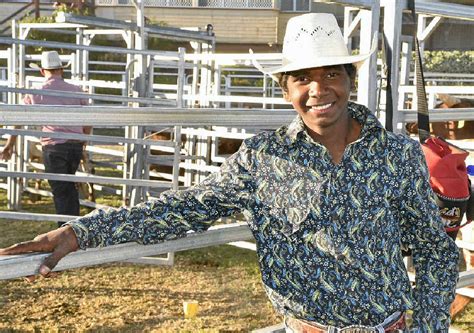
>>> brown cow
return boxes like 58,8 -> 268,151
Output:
406,93 -> 474,140
146,129 -> 243,183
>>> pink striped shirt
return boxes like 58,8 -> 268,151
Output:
24,75 -> 88,146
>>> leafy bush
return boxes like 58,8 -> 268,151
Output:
423,50 -> 474,73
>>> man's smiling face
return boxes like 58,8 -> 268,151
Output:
283,65 -> 353,135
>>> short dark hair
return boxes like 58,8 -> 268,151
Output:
277,64 -> 357,92
43,68 -> 64,75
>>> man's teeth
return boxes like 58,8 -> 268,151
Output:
311,103 -> 332,111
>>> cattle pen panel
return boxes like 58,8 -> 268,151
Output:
0,105 -> 294,267
0,105 -> 296,209
1,104 -> 474,292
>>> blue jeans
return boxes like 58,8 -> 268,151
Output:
42,142 -> 83,226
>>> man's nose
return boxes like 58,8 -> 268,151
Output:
308,80 -> 326,97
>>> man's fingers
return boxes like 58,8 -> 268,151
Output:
0,240 -> 41,255
24,275 -> 37,283
0,231 -> 55,255
24,271 -> 61,282
38,238 -> 77,277
0,227 -> 79,256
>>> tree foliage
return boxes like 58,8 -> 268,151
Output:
423,50 -> 474,73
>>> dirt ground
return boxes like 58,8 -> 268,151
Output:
0,221 -> 281,332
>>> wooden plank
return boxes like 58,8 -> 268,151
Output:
0,222 -> 253,280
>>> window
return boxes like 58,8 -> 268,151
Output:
281,0 -> 310,12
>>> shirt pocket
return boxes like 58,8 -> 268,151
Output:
255,155 -> 323,236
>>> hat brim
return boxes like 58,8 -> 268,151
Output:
29,61 -> 71,70
251,35 -> 377,81
261,53 -> 371,75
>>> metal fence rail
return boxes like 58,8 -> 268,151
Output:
0,86 -> 176,106
0,105 -> 296,127
95,0 -> 275,8
0,222 -> 254,280
0,170 -> 170,187
0,128 -> 175,147
0,105 -> 295,221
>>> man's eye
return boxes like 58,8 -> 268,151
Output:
295,76 -> 309,82
327,72 -> 339,79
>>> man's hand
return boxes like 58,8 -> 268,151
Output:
0,134 -> 18,161
0,226 -> 79,277
0,145 -> 14,161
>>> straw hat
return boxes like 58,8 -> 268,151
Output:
252,13 -> 376,78
29,51 -> 71,70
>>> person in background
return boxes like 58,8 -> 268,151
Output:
0,14 -> 459,332
0,51 -> 90,226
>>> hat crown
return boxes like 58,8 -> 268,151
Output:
250,12 -> 376,79
282,13 -> 349,65
40,51 -> 64,69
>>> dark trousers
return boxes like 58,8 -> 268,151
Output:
42,142 -> 83,227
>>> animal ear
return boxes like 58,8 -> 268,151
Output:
437,93 -> 461,107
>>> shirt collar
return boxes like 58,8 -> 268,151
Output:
280,102 -> 384,144
45,74 -> 64,82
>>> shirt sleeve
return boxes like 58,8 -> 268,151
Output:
68,143 -> 256,249
399,141 -> 459,332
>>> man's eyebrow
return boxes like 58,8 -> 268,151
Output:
287,65 -> 345,77
324,65 -> 345,71
287,70 -> 307,77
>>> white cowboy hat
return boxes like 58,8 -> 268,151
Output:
252,13 -> 376,79
29,51 -> 71,70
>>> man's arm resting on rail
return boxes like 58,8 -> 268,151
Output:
0,142 -> 255,276
0,226 -> 79,277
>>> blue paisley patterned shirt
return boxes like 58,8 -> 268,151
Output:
69,102 -> 459,332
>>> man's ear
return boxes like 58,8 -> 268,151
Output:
350,73 -> 357,91
283,90 -> 291,102
350,79 -> 356,91
39,69 -> 45,76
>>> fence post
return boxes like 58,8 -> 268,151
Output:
33,0 -> 40,19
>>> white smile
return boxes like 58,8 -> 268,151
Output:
310,102 -> 333,111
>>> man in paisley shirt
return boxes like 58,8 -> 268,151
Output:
0,13 -> 459,332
